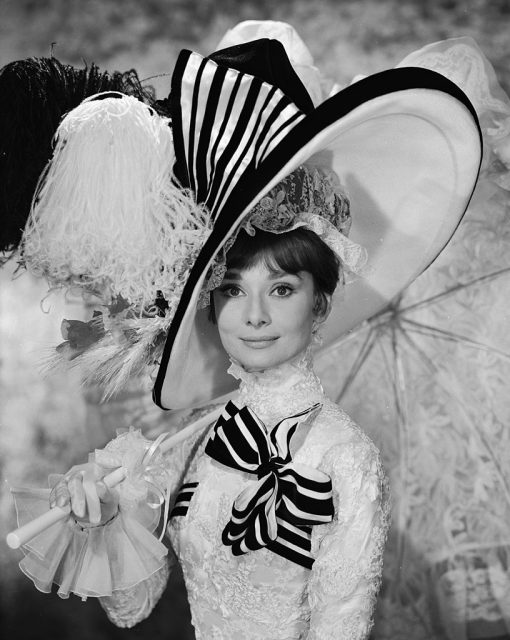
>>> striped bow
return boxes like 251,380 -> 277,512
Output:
205,401 -> 334,561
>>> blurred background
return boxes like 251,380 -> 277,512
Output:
1,0 -> 510,638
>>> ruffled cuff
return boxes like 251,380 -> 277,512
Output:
11,483 -> 168,600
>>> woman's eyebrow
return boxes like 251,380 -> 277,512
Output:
222,268 -> 302,281
268,270 -> 302,280
222,270 -> 241,280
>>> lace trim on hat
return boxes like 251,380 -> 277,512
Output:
198,165 -> 368,309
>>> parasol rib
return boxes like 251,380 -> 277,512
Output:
335,327 -> 378,403
401,318 -> 510,361
400,267 -> 510,314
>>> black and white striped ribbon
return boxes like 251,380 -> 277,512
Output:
170,481 -> 199,518
172,50 -> 306,219
205,401 -> 334,568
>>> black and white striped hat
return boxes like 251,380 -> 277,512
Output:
153,37 -> 482,409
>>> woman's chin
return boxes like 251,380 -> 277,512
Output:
232,344 -> 282,372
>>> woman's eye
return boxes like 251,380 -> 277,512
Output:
273,284 -> 294,297
219,285 -> 243,297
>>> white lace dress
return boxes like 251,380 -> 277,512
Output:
98,353 -> 391,640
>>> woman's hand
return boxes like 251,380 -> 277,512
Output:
49,463 -> 119,526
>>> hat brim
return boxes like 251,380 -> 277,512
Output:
154,65 -> 481,409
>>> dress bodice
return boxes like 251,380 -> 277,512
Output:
162,351 -> 389,640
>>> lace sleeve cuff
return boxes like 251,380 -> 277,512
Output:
12,485 -> 168,600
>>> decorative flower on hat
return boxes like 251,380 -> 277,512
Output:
246,165 -> 351,234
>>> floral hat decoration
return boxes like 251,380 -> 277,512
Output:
13,21 -> 482,410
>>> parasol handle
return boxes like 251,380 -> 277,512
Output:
6,399 -> 231,551
6,466 -> 127,550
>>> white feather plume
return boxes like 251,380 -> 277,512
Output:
22,93 -> 211,310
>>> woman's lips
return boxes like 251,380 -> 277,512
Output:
240,337 -> 279,349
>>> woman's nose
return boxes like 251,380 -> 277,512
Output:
244,295 -> 271,328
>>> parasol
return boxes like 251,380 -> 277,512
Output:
315,153 -> 510,640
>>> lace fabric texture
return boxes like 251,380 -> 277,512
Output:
99,349 -> 390,639
383,37 -> 510,640
197,185 -> 368,310
99,557 -> 172,628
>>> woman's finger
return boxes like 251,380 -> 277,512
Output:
56,483 -> 71,508
96,479 -> 116,504
68,473 -> 86,518
82,469 -> 101,525
49,482 -> 71,509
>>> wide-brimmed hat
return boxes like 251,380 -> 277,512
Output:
152,29 -> 482,409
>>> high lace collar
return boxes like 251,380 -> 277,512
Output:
227,347 -> 325,426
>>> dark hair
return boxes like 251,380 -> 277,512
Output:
210,227 -> 341,320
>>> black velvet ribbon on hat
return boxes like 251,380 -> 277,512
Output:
211,39 -> 314,114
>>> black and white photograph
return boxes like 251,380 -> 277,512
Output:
1,1 -> 510,639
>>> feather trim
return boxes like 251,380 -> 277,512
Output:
42,312 -> 168,400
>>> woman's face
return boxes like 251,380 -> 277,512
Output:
213,260 -> 319,371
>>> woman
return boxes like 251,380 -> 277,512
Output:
51,226 -> 390,639
9,19 -> 487,640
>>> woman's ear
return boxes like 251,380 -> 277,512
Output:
313,292 -> 333,323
